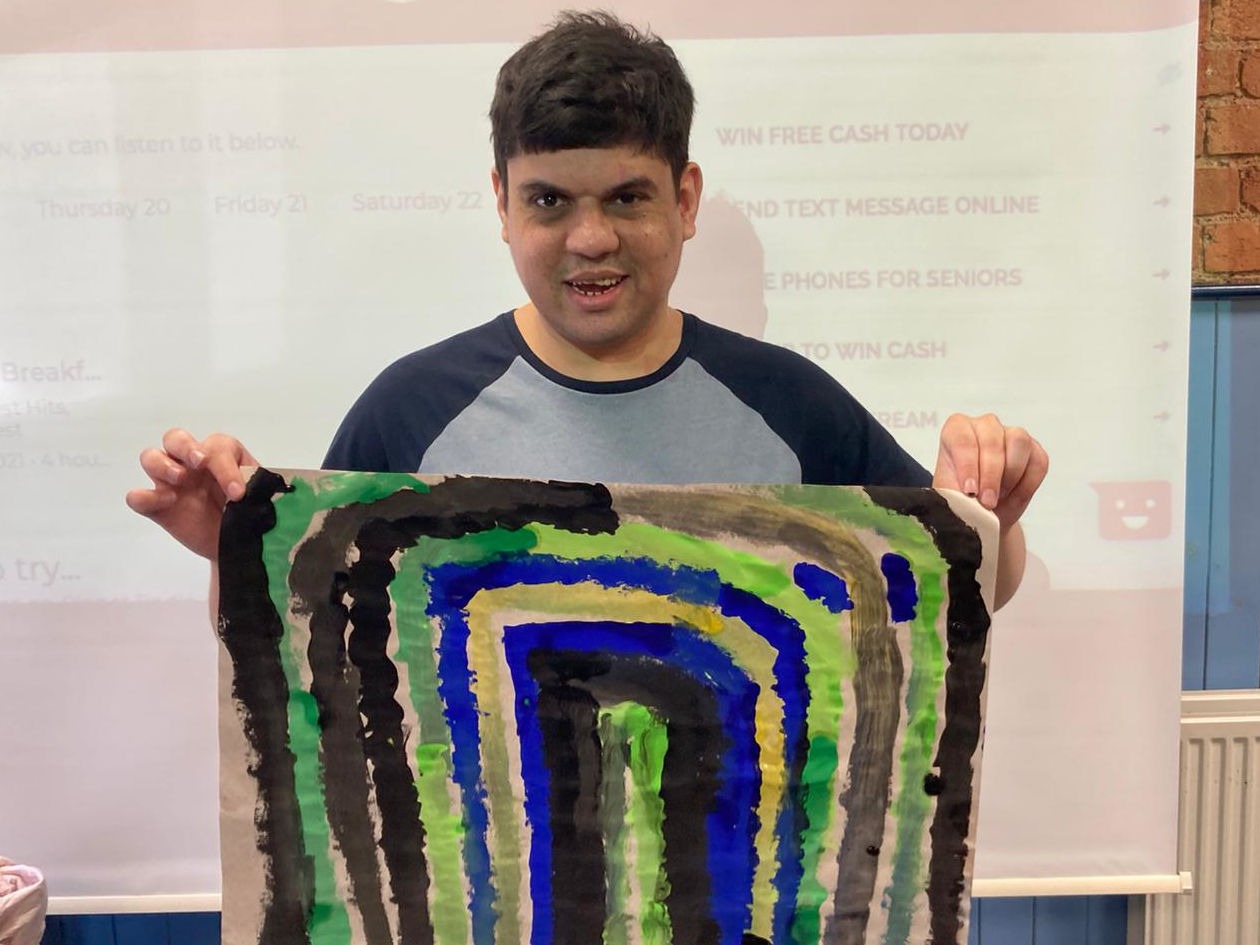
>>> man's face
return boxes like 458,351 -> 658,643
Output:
493,146 -> 701,362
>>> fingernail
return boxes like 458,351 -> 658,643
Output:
981,489 -> 998,509
226,480 -> 244,501
190,449 -> 207,469
964,479 -> 977,496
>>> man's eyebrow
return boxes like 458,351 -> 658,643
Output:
604,176 -> 658,195
516,178 -> 568,194
514,176 -> 660,197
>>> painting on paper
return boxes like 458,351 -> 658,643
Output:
216,469 -> 998,945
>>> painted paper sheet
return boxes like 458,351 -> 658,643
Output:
216,470 -> 998,945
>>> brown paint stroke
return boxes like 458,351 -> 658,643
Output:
614,487 -> 899,945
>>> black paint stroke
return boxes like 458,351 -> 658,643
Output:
233,474 -> 619,942
866,487 -> 990,945
530,649 -> 727,945
288,505 -> 403,945
217,468 -> 313,945
529,659 -> 607,945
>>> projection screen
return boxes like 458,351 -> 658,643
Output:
0,0 -> 1195,910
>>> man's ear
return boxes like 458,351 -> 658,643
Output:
678,162 -> 703,242
491,166 -> 509,243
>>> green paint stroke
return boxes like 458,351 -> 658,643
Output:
598,703 -> 673,945
260,472 -> 434,943
597,710 -> 632,945
882,567 -> 947,945
395,526 -> 539,945
791,734 -> 841,944
391,561 -> 462,945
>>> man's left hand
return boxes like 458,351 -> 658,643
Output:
932,412 -> 1048,534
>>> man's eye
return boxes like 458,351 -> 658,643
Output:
614,192 -> 644,206
533,193 -> 562,209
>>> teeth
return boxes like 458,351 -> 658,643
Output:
568,276 -> 623,297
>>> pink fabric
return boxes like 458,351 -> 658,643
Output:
0,857 -> 47,945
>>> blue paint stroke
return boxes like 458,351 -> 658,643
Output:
503,645 -> 553,945
792,562 -> 854,614
427,555 -> 812,945
880,553 -> 918,623
430,602 -> 498,944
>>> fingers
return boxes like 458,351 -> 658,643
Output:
935,413 -> 983,496
155,428 -> 250,501
971,414 -> 1007,510
128,428 -> 256,531
935,413 -> 1048,521
199,433 -> 250,501
999,432 -> 1050,513
138,444 -> 187,487
159,427 -> 207,470
998,426 -> 1030,490
124,485 -> 177,517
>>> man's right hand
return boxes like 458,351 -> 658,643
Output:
125,429 -> 258,560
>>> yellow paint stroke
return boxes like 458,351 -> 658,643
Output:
462,581 -> 788,939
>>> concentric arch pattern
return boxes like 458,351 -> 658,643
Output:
215,469 -> 997,945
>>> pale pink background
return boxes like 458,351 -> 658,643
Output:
1,0 -> 1198,54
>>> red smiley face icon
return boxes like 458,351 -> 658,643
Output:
1089,480 -> 1173,540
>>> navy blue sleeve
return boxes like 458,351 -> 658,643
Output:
686,317 -> 932,487
323,316 -> 520,472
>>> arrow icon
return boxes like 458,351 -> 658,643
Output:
1153,123 -> 1171,134
1153,269 -> 1170,279
1154,196 -> 1170,207
1154,341 -> 1170,351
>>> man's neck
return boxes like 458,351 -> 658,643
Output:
513,305 -> 684,382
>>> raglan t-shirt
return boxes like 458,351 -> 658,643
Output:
322,311 -> 931,488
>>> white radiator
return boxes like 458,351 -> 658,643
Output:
1145,691 -> 1260,945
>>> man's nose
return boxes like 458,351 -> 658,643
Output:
565,203 -> 619,257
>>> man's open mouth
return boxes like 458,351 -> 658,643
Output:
566,276 -> 626,297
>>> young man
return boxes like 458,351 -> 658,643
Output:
127,11 -> 1047,607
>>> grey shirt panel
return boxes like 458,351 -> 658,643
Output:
417,356 -> 802,483
324,311 -> 930,488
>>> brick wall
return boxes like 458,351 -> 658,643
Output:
1195,0 -> 1260,282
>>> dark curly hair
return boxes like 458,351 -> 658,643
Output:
490,10 -> 695,188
